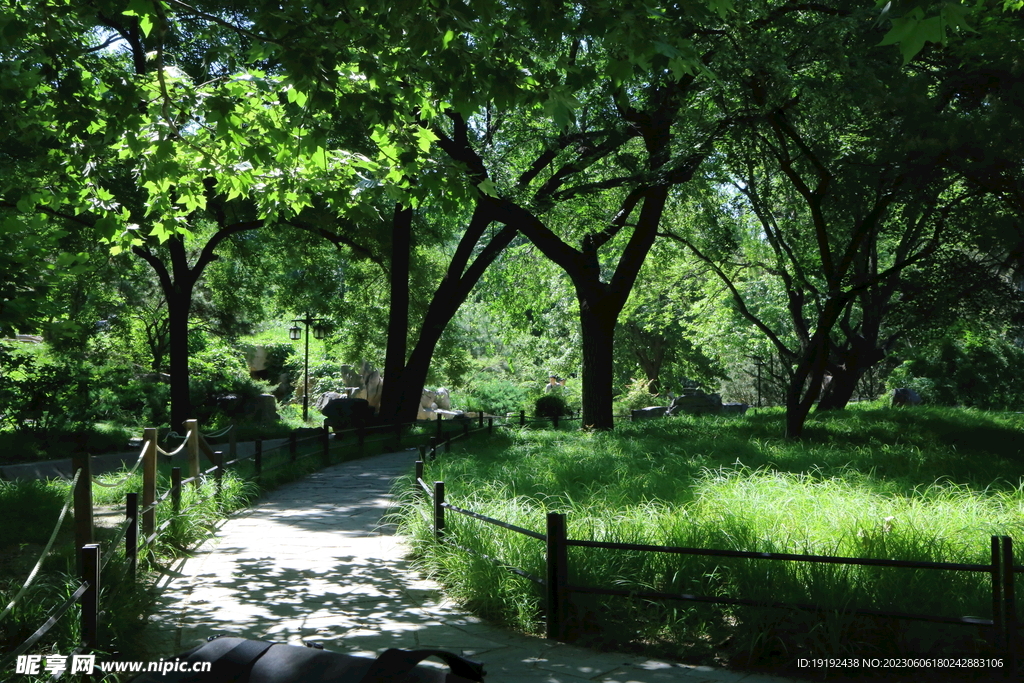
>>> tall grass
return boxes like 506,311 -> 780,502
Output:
394,406 -> 1024,668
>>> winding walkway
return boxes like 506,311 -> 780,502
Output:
139,450 -> 797,683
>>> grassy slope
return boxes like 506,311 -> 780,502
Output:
394,406 -> 1024,670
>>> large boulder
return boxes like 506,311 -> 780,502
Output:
666,391 -> 722,416
321,397 -> 374,432
258,394 -> 279,424
892,388 -> 922,407
632,406 -> 667,420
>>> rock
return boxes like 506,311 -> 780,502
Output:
666,391 -> 722,416
892,388 -> 921,407
435,388 -> 451,410
722,403 -> 749,415
314,392 -> 344,412
246,346 -> 269,373
632,406 -> 667,420
258,394 -> 279,424
321,397 -> 374,432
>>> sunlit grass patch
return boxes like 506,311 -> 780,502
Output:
394,406 -> 1024,666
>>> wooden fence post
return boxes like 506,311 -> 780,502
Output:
171,467 -> 182,515
72,451 -> 93,572
416,460 -> 424,483
1002,536 -> 1017,671
488,417 -> 493,435
993,536 -> 1004,650
81,543 -> 100,649
143,427 -> 157,538
429,437 -> 438,461
520,410 -> 526,426
436,416 -> 443,438
321,423 -> 329,466
126,492 -> 138,582
546,512 -> 569,641
478,411 -> 484,429
433,481 -> 445,541
255,439 -> 263,480
553,413 -> 559,428
184,419 -> 200,487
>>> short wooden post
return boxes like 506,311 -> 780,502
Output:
171,467 -> 182,515
81,543 -> 100,648
993,536 -> 1004,649
255,438 -> 263,480
1002,536 -> 1017,669
125,492 -> 138,582
520,410 -> 526,426
72,451 -> 93,572
322,428 -> 331,467
546,512 -> 569,641
631,409 -> 637,422
478,411 -> 484,429
143,427 -> 158,538
488,417 -> 493,435
433,481 -> 445,541
415,460 -> 424,483
418,444 -> 427,461
214,458 -> 224,504
429,436 -> 438,461
289,431 -> 297,461
436,416 -> 443,437
553,413 -> 559,428
184,419 -> 200,487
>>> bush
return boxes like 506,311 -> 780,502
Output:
534,393 -> 569,418
189,341 -> 271,425
463,379 -> 529,416
615,377 -> 663,412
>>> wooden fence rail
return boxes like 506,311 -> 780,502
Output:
415,464 -> 1022,675
4,413 -> 504,664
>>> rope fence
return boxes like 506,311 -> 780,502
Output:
2,410 -> 507,664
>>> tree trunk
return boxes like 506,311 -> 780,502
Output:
380,205 -> 412,423
784,329 -> 833,439
167,288 -> 193,431
578,295 -> 618,430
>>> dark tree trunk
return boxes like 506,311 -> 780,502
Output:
167,287 -> 193,431
579,298 -> 618,429
380,205 -> 412,423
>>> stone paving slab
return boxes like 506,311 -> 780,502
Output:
136,450 -> 801,683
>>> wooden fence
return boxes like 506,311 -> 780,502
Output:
2,413 -> 504,664
414,461 -> 1022,676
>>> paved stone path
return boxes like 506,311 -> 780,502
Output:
139,450 -> 798,683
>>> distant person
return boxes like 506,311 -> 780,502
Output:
544,374 -> 566,393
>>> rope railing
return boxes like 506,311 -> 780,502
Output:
157,431 -> 192,457
0,469 -> 82,623
7,413 -> 499,663
91,443 -> 148,488
5,581 -> 90,660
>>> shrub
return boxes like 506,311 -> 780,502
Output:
463,379 -> 529,416
189,341 -> 271,425
534,393 -> 569,418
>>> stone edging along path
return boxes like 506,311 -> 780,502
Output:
137,449 -> 800,683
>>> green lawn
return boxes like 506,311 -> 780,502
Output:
394,406 -> 1024,671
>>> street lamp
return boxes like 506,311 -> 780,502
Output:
290,313 -> 328,422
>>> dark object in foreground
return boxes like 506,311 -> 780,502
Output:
128,636 -> 486,683
321,397 -> 375,432
892,387 -> 922,407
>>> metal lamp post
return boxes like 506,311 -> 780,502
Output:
289,314 -> 328,422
